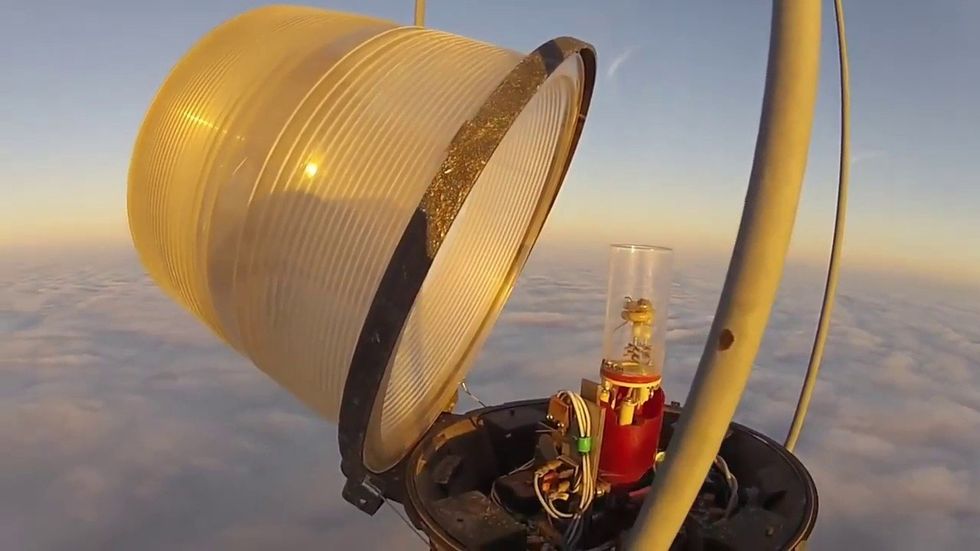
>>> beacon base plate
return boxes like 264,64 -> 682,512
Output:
393,400 -> 817,551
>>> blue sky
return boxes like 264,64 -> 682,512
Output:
1,0 -> 978,283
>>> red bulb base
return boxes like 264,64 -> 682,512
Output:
597,387 -> 665,488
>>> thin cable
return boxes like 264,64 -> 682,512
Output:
785,0 -> 850,452
414,0 -> 425,26
510,458 -> 535,475
383,497 -> 430,546
459,380 -> 487,408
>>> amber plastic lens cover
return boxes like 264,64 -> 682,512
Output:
128,5 -> 595,472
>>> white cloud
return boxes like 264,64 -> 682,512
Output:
606,46 -> 635,81
1,246 -> 979,549
498,311 -> 581,328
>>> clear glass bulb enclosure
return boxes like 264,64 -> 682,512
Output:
602,244 -> 673,379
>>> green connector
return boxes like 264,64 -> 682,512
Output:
577,436 -> 593,454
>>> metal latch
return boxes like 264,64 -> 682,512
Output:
342,476 -> 385,515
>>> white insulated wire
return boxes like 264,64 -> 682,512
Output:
533,390 -> 600,547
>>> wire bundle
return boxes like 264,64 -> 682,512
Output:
713,455 -> 738,519
532,390 -> 599,549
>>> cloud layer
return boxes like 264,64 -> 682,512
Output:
1,248 -> 978,549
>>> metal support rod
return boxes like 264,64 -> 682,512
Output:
785,0 -> 850,453
414,0 -> 425,26
625,1 -> 821,549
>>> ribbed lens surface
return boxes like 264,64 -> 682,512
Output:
129,7 -> 395,346
226,29 -> 520,421
129,5 -> 589,470
367,56 -> 585,470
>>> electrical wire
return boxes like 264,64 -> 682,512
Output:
492,457 -> 538,511
382,496 -> 430,546
566,395 -> 593,548
531,390 -> 600,549
713,456 -> 738,518
459,380 -> 488,408
560,391 -> 598,549
512,458 -> 536,475
785,0 -> 850,453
